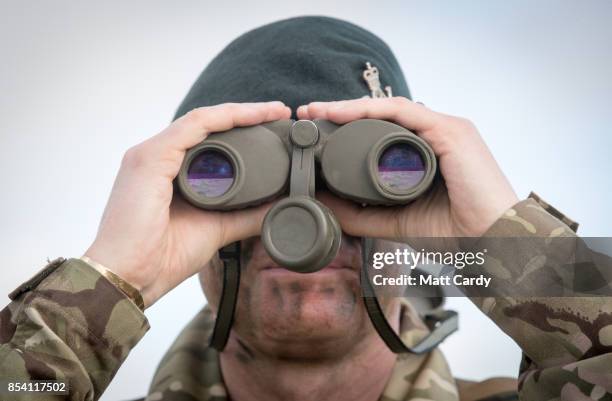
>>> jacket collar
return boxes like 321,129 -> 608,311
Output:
146,301 -> 457,401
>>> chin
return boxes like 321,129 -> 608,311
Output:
234,267 -> 368,356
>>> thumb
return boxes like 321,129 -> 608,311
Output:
218,201 -> 275,246
317,192 -> 406,240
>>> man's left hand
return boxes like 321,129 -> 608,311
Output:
297,97 -> 518,240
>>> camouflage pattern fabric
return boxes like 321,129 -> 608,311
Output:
527,191 -> 579,232
146,300 -> 466,401
0,195 -> 610,401
465,197 -> 612,400
0,258 -> 150,400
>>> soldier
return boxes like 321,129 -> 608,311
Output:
1,16 -> 611,401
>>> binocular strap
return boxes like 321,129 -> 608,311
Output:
361,237 -> 459,354
209,242 -> 241,351
209,239 -> 458,354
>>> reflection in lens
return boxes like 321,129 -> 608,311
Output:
377,143 -> 425,192
187,150 -> 234,197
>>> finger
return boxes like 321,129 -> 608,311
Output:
171,196 -> 274,253
317,192 -> 401,240
296,101 -> 343,120
218,201 -> 275,246
303,97 -> 443,133
152,101 -> 291,152
296,105 -> 309,120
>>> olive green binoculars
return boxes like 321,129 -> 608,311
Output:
177,119 -> 436,273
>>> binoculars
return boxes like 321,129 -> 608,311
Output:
177,119 -> 437,273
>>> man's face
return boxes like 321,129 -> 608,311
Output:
199,199 -> 401,358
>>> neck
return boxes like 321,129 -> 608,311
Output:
220,329 -> 397,401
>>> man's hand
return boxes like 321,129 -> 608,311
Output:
297,97 -> 518,240
85,102 -> 291,307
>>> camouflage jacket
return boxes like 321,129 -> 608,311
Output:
1,196 -> 611,401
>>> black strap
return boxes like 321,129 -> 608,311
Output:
361,238 -> 459,354
209,242 -> 241,351
209,238 -> 458,353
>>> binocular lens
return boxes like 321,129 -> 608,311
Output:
186,150 -> 235,198
377,143 -> 426,193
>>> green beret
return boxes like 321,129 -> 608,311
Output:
174,16 -> 411,119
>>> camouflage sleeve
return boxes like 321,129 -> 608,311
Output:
0,257 -> 150,400
470,195 -> 612,400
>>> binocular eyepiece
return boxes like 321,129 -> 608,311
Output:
177,119 -> 436,273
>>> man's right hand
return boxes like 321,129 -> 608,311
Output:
84,102 -> 291,308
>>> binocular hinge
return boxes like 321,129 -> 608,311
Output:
289,147 -> 316,198
288,120 -> 319,198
